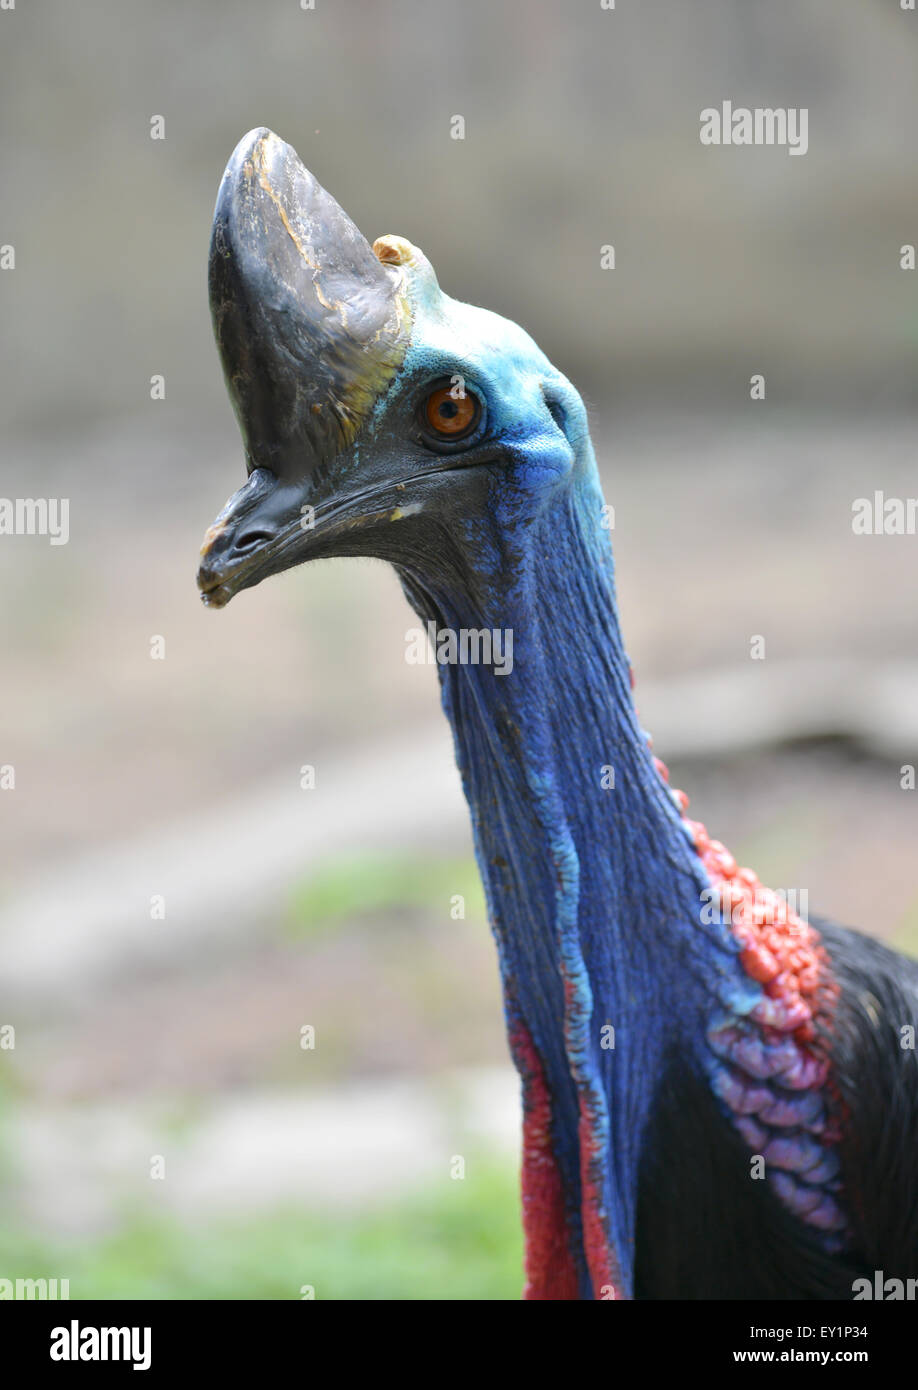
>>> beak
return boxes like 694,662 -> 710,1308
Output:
198,127 -> 411,607
197,467 -> 309,609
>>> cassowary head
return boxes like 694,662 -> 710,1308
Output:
198,128 -> 590,608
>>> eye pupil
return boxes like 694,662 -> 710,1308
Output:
423,386 -> 480,440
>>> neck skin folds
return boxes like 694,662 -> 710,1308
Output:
402,430 -> 754,1295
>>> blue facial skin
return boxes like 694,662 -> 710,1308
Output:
342,249 -> 841,1294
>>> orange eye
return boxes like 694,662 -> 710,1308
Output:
423,386 -> 480,439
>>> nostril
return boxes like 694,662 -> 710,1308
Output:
235,529 -> 274,552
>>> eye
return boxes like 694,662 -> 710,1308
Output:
421,384 -> 481,441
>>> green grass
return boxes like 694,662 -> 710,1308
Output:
284,851 -> 486,939
0,1160 -> 522,1300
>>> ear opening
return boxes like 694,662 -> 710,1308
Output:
541,378 -> 589,454
542,386 -> 568,435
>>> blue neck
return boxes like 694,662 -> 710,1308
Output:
401,433 -> 760,1295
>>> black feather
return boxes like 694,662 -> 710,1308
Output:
634,921 -> 918,1297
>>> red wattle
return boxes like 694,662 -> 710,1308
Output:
510,1022 -> 581,1300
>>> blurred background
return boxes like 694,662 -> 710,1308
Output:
0,0 -> 916,1299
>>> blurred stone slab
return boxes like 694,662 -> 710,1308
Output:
10,1067 -> 520,1237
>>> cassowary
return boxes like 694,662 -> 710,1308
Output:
197,129 -> 918,1300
